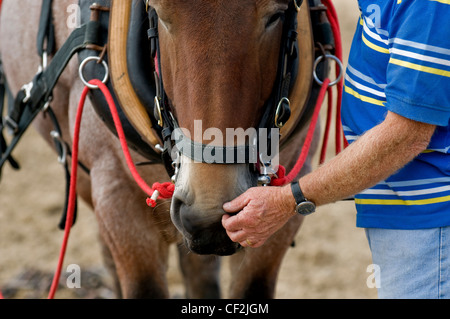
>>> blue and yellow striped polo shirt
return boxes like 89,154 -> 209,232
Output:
341,0 -> 450,229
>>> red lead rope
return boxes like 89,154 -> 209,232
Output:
47,79 -> 172,298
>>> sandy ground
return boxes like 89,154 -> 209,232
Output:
0,1 -> 378,299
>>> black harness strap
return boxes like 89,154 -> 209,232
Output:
258,0 -> 301,143
1,23 -> 97,168
1,17 -> 102,229
0,60 -> 20,179
36,0 -> 56,60
43,105 -> 79,229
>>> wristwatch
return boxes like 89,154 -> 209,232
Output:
290,181 -> 316,216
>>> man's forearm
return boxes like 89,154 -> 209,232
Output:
296,111 -> 436,207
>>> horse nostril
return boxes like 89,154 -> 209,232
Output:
169,187 -> 243,255
170,194 -> 210,234
179,205 -> 197,234
172,201 -> 239,255
179,204 -> 219,234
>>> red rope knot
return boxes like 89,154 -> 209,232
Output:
269,165 -> 287,186
146,182 -> 175,208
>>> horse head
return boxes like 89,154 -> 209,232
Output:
149,0 -> 295,255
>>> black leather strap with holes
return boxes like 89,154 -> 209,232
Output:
291,181 -> 306,204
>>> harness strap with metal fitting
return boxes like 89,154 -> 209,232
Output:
36,0 -> 56,65
0,9 -> 104,229
0,18 -> 103,165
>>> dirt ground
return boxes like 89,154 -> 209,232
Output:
0,1 -> 378,299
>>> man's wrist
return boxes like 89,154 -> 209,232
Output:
282,184 -> 298,215
289,181 -> 316,216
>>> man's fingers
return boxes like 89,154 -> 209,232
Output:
222,213 -> 243,233
223,191 -> 251,213
223,225 -> 265,248
225,228 -> 246,244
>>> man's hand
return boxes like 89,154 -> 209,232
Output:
221,184 -> 297,248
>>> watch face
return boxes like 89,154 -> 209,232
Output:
296,201 -> 315,216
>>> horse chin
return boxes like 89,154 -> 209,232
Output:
184,234 -> 242,256
170,198 -> 242,256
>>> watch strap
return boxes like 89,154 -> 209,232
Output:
291,181 -> 306,205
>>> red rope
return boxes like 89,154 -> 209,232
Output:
319,86 -> 334,164
322,0 -> 348,153
47,79 -> 173,298
47,79 -> 88,299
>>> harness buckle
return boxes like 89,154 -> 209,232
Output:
50,130 -> 68,165
293,0 -> 303,12
274,97 -> 291,128
4,115 -> 19,135
154,96 -> 164,127
21,81 -> 34,104
170,152 -> 181,183
258,155 -> 279,186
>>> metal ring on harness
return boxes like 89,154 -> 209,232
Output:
313,54 -> 343,87
78,56 -> 109,89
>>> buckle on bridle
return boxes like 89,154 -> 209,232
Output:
274,97 -> 291,128
154,96 -> 164,127
293,0 -> 303,11
258,156 -> 279,186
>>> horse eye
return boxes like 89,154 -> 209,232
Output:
266,12 -> 285,28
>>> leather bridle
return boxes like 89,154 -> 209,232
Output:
146,0 -> 304,182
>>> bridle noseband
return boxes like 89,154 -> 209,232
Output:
146,0 -> 304,184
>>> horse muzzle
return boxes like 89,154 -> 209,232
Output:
169,160 -> 256,255
170,193 -> 242,256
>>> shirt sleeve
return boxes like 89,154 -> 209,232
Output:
385,0 -> 450,126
